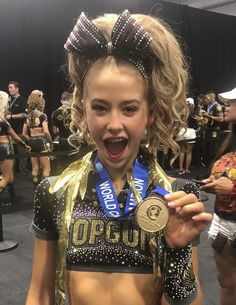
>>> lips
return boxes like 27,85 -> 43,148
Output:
104,138 -> 128,157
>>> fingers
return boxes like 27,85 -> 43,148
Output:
192,212 -> 213,223
164,191 -> 197,208
200,182 -> 215,190
164,191 -> 211,221
178,201 -> 205,216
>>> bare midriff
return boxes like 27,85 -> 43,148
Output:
0,135 -> 10,143
67,271 -> 159,305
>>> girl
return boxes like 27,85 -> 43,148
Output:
22,90 -> 52,188
26,11 -> 212,305
0,91 -> 30,202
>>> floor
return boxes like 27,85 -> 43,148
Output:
0,167 -> 220,305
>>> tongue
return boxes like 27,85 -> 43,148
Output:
105,141 -> 126,155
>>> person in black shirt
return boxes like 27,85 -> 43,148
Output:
51,91 -> 72,151
6,81 -> 28,174
51,91 -> 75,173
202,92 -> 224,167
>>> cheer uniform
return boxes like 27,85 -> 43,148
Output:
31,151 -> 199,304
26,113 -> 50,152
0,120 -> 14,160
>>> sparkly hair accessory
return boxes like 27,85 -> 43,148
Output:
64,10 -> 158,78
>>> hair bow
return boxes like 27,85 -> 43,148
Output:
64,10 -> 158,78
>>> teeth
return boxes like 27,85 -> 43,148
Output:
108,138 -> 125,143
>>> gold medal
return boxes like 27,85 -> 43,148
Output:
136,196 -> 169,233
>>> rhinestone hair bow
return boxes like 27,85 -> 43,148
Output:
64,10 -> 157,79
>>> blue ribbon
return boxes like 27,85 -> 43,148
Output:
154,185 -> 169,197
95,155 -> 148,218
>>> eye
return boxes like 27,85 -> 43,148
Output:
91,104 -> 107,113
123,106 -> 138,115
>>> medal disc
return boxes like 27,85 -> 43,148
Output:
135,196 -> 169,232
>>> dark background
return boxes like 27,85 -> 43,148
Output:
0,0 -> 236,116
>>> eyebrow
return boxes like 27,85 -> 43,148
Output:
90,99 -> 140,105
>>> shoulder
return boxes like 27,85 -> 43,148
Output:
36,176 -> 59,200
1,119 -> 11,129
215,102 -> 223,112
51,110 -> 58,117
40,113 -> 48,121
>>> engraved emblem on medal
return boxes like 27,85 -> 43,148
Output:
136,196 -> 169,232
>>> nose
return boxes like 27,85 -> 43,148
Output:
107,111 -> 123,133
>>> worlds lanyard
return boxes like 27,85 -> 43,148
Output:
207,100 -> 216,113
95,155 -> 148,218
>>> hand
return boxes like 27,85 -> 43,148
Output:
200,176 -> 233,195
202,112 -> 211,119
46,142 -> 54,152
6,114 -> 11,120
25,145 -> 31,152
163,191 -> 212,248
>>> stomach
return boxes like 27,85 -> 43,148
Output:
67,271 -> 160,305
0,135 -> 10,143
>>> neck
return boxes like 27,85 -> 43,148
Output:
12,94 -> 19,98
107,167 -> 128,188
62,101 -> 70,106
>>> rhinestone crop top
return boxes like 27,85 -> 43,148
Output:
31,169 -> 199,274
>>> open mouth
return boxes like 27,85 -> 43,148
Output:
104,138 -> 128,157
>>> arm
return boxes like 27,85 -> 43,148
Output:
201,176 -> 233,195
26,238 -> 57,305
42,120 -> 53,143
52,125 -> 58,137
7,126 -> 31,150
202,112 -> 224,123
22,123 -> 30,142
6,113 -> 26,120
161,181 -> 211,304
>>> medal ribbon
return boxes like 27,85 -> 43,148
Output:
154,185 -> 169,197
95,155 -> 148,218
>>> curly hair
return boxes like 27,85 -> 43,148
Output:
0,91 -> 9,120
27,90 -> 45,113
27,90 -> 46,127
67,13 -> 189,157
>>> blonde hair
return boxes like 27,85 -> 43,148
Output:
67,13 -> 189,156
0,91 -> 9,120
27,90 -> 45,113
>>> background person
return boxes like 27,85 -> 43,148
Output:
202,91 -> 223,167
0,91 -> 30,204
176,98 -> 197,175
22,90 -> 52,188
201,87 -> 236,305
7,81 -> 28,175
51,91 -> 74,173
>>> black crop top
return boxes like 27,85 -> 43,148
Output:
26,113 -> 47,129
0,120 -> 11,136
31,172 -> 199,274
